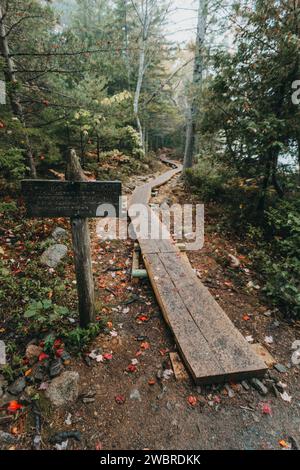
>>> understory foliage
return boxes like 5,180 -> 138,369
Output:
187,0 -> 300,318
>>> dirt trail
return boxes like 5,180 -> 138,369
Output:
39,166 -> 300,450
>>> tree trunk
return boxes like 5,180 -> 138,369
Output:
134,40 -> 146,148
0,5 -> 37,178
183,0 -> 208,170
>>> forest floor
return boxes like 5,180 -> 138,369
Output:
1,161 -> 300,450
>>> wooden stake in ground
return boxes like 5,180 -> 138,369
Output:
66,149 -> 95,328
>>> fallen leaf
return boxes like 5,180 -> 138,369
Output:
280,391 -> 292,403
148,379 -> 156,386
141,342 -> 150,350
7,401 -> 23,413
115,395 -> 126,405
188,396 -> 197,407
103,353 -> 113,361
38,352 -> 49,362
127,364 -> 137,373
243,315 -> 251,321
279,439 -> 290,449
262,403 -> 272,415
137,315 -> 149,323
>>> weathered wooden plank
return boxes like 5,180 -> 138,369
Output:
143,252 -> 226,382
159,252 -> 267,380
22,179 -> 121,218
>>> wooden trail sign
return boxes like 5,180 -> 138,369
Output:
21,149 -> 122,328
21,180 -> 121,218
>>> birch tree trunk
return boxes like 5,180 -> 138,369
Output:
183,0 -> 208,170
133,39 -> 146,146
0,5 -> 37,178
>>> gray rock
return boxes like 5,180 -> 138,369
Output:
52,227 -> 68,241
40,244 -> 68,268
0,374 -> 7,398
0,431 -> 18,445
130,389 -> 142,402
45,371 -> 79,407
251,378 -> 268,396
49,359 -> 64,378
8,377 -> 26,396
274,363 -> 288,374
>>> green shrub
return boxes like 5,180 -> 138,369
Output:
0,148 -> 26,180
185,157 -> 237,202
251,200 -> 300,318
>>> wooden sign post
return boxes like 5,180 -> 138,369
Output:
22,149 -> 122,328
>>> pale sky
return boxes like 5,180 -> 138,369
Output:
167,0 -> 198,45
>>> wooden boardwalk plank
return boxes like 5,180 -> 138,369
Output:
129,158 -> 267,384
159,252 -> 267,381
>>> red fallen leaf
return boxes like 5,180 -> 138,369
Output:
38,352 -> 49,362
187,396 -> 198,407
262,403 -> 272,415
54,339 -> 62,349
214,396 -> 221,404
95,442 -> 103,451
7,401 -> 23,413
103,353 -> 113,361
137,315 -> 149,323
243,315 -> 251,321
127,364 -> 137,373
0,120 -> 6,128
115,395 -> 126,405
141,342 -> 150,350
55,348 -> 64,358
135,350 -> 143,357
148,379 -> 156,386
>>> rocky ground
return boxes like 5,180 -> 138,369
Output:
0,166 -> 300,451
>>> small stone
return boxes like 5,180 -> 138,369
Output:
274,363 -> 287,374
40,244 -> 68,268
0,431 -> 18,445
45,371 -> 79,407
25,344 -> 43,364
32,363 -> 46,382
49,359 -> 64,378
52,227 -> 68,241
130,389 -> 142,402
8,377 -> 26,396
0,374 -> 7,398
251,378 -> 268,396
241,380 -> 250,391
82,397 -> 95,404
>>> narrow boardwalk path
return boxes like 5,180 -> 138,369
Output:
129,158 -> 267,384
